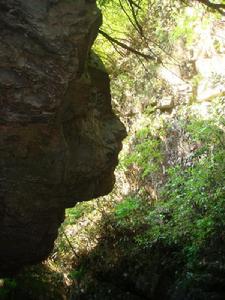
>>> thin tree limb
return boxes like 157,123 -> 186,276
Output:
62,230 -> 80,259
99,29 -> 159,61
119,0 -> 140,33
194,0 -> 225,15
127,0 -> 144,35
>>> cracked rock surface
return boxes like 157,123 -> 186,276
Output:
0,0 -> 126,275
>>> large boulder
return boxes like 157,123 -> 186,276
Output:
0,0 -> 126,275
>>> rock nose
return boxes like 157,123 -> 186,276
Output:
115,117 -> 127,141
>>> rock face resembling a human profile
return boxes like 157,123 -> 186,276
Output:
0,0 -> 126,275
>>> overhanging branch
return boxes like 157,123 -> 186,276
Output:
99,29 -> 160,61
194,0 -> 225,15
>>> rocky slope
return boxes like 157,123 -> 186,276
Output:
0,0 -> 126,275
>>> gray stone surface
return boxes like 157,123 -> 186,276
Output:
0,0 -> 126,275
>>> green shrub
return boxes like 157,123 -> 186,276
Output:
115,196 -> 140,219
121,127 -> 163,178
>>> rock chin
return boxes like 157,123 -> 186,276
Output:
0,0 -> 126,276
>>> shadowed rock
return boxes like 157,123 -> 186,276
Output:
0,0 -> 126,275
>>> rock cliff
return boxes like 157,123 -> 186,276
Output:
0,0 -> 126,275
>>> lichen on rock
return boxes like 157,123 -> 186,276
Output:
0,0 -> 126,275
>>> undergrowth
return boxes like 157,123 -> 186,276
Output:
56,97 -> 225,299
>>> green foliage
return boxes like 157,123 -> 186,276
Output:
115,196 -> 139,219
71,109 -> 225,296
66,116 -> 225,294
69,267 -> 85,281
94,0 -> 180,70
187,119 -> 224,146
135,116 -> 225,267
0,266 -> 65,300
171,11 -> 198,44
0,279 -> 17,300
65,201 -> 96,225
121,126 -> 163,178
94,0 -> 142,68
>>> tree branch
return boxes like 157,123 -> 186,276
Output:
99,29 -> 159,61
127,0 -> 144,36
62,230 -> 80,259
194,0 -> 225,15
118,0 -> 140,34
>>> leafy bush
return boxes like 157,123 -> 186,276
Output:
132,113 -> 225,277
114,196 -> 140,219
65,201 -> 97,225
121,126 -> 163,178
0,279 -> 17,300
